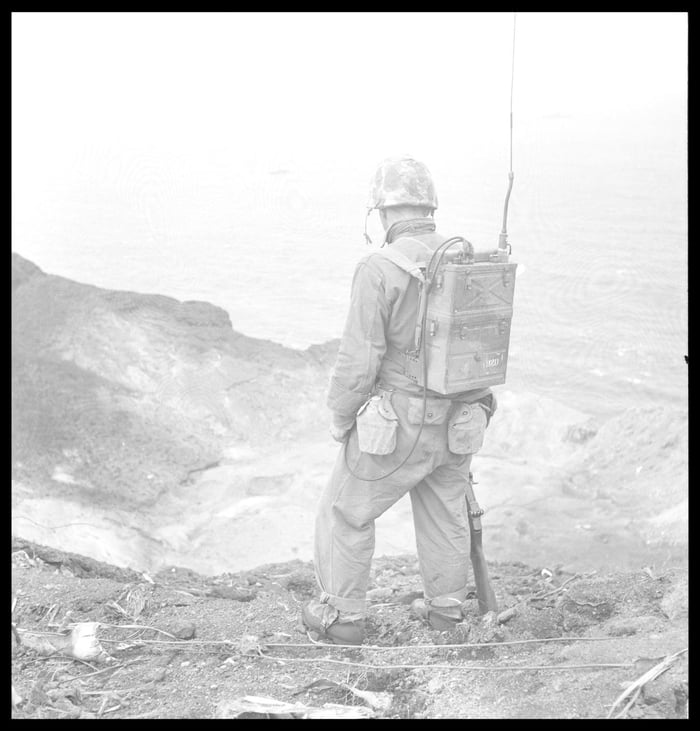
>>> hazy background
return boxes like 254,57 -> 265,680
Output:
12,12 -> 687,418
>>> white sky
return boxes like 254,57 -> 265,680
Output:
12,11 -> 687,175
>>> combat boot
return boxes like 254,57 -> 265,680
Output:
410,596 -> 464,631
301,599 -> 365,645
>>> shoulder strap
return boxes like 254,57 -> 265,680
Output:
372,235 -> 440,283
372,247 -> 426,284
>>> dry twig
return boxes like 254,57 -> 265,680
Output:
529,574 -> 583,601
607,648 -> 687,719
82,686 -> 143,697
59,664 -> 125,683
100,704 -> 123,716
98,622 -> 179,640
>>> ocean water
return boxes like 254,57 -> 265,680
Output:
12,117 -> 687,421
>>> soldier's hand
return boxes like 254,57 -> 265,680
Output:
329,423 -> 351,443
488,393 -> 497,417
478,393 -> 497,427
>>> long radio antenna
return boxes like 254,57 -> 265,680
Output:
499,12 -> 516,252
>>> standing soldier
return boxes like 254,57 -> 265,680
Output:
302,155 -> 497,644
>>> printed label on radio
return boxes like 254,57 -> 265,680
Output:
482,351 -> 505,372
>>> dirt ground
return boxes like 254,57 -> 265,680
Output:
11,544 -> 687,719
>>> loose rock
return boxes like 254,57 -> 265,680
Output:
172,622 -> 197,640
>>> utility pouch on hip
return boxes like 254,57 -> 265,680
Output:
407,397 -> 452,426
356,392 -> 399,455
448,402 -> 487,455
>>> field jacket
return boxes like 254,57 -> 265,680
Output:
327,220 -> 492,430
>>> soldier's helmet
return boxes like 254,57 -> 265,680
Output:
367,155 -> 438,211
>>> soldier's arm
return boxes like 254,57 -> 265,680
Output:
327,259 -> 390,430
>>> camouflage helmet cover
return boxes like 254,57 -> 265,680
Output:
367,155 -> 438,211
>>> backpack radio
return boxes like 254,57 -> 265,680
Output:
398,238 -> 517,395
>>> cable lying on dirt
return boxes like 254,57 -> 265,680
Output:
290,635 -> 624,651
17,628 -> 626,652
259,654 -> 637,673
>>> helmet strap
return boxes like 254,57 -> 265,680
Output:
363,208 -> 373,246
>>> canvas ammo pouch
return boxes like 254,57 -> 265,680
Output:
406,396 -> 452,426
448,402 -> 488,455
356,392 -> 399,455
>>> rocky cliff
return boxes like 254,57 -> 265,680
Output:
12,253 -> 337,568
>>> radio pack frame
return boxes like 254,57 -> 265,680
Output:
383,237 -> 517,395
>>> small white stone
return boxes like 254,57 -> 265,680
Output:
427,677 -> 443,694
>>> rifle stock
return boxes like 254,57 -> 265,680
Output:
466,474 -> 498,614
